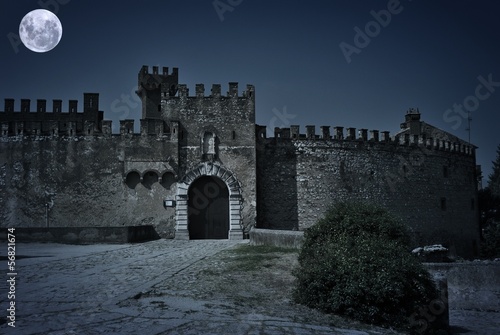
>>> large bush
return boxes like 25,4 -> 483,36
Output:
293,202 -> 438,329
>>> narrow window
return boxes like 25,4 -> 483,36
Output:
441,197 -> 447,211
89,98 -> 93,108
232,130 -> 236,140
443,166 -> 448,178
471,198 -> 475,210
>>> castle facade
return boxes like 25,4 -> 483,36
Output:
0,66 -> 480,257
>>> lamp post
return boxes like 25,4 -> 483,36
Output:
46,203 -> 49,228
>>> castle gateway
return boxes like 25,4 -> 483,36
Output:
0,66 -> 480,257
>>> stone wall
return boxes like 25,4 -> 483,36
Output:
256,131 -> 480,258
0,226 -> 160,244
426,262 -> 500,311
0,67 -> 481,253
256,134 -> 298,230
0,134 -> 179,238
249,228 -> 304,249
0,78 -> 258,239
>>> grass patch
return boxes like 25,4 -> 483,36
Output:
227,253 -> 279,272
230,244 -> 298,255
223,244 -> 297,272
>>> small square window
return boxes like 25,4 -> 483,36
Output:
443,166 -> 448,178
441,197 -> 447,211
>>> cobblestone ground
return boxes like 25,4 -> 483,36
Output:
0,240 -> 498,334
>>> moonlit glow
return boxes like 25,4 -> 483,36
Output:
19,9 -> 63,53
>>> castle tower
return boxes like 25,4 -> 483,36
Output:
136,66 -> 178,120
401,107 -> 421,135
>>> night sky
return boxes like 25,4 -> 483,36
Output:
1,0 -> 499,181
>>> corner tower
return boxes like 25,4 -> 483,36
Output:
136,66 -> 178,120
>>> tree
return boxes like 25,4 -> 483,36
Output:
479,144 -> 500,258
488,144 -> 500,197
478,188 -> 500,226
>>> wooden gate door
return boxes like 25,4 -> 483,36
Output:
188,176 -> 229,239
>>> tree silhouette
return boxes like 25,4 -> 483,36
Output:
488,144 -> 500,197
479,144 -> 500,258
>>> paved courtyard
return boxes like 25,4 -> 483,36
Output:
1,240 -> 498,334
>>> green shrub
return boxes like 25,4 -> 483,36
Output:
292,202 -> 438,329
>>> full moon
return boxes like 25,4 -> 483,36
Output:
19,9 -> 63,53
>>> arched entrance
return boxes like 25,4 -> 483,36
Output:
188,176 -> 229,239
175,162 -> 243,240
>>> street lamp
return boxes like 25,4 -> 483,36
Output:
45,203 -> 50,228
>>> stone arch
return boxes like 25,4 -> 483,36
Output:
124,170 -> 141,189
160,171 -> 176,189
142,170 -> 159,189
175,161 -> 243,240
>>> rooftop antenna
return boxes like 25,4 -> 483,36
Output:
465,110 -> 472,144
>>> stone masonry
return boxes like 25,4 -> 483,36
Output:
0,66 -> 481,257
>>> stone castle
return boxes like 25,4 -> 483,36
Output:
0,66 -> 481,257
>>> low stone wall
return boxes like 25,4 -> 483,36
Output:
0,226 -> 160,244
249,228 -> 304,249
425,261 -> 500,312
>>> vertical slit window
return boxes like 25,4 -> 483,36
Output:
441,197 -> 447,211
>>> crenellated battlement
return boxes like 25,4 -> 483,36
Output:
1,93 -> 99,114
0,93 -> 103,137
0,118 -> 181,140
256,122 -> 475,156
140,65 -> 178,77
162,82 -> 255,99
